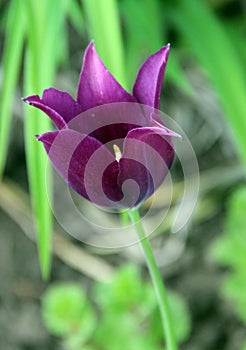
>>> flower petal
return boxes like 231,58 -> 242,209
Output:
118,125 -> 175,207
41,88 -> 83,123
23,88 -> 83,129
77,42 -> 136,110
68,102 -> 148,146
37,130 -> 123,206
133,45 -> 170,109
23,94 -> 67,130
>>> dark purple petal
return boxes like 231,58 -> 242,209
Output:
133,45 -> 170,109
23,88 -> 83,129
77,42 -> 136,110
68,102 -> 149,146
118,158 -> 153,208
42,88 -> 83,122
118,125 -> 176,207
37,130 -> 123,206
23,94 -> 67,130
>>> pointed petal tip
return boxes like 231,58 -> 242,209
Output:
77,40 -> 135,109
36,133 -> 53,143
133,44 -> 171,108
22,95 -> 40,104
88,39 -> 95,46
151,119 -> 181,138
159,43 -> 171,56
84,40 -> 96,56
83,41 -> 99,65
153,44 -> 170,62
35,134 -> 42,141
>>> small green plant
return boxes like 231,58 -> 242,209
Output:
41,265 -> 191,349
93,265 -> 191,350
42,283 -> 96,350
210,185 -> 246,347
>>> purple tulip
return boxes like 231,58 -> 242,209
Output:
23,42 -> 179,208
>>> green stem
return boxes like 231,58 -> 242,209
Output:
128,208 -> 178,350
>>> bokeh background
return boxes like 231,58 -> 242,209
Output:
0,0 -> 246,349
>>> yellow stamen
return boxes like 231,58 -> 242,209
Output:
113,144 -> 122,162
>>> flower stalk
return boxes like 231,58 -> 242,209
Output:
128,208 -> 178,350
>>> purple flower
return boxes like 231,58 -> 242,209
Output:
23,42 -> 179,208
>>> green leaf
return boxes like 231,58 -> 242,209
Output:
167,0 -> 246,172
42,283 -> 96,345
210,186 -> 246,272
24,51 -> 53,281
94,265 -> 156,316
0,0 -> 25,178
149,292 -> 191,344
210,186 -> 246,326
93,265 -> 191,347
23,0 -> 70,279
240,340 -> 246,350
222,273 -> 246,324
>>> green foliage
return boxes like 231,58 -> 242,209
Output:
94,265 -> 191,349
211,186 -> 246,274
42,283 -> 96,349
166,0 -> 246,171
93,265 -> 159,350
210,186 -> 246,345
120,0 -> 193,95
149,292 -> 191,345
67,0 -> 85,36
23,0 -> 69,280
94,264 -> 155,314
41,265 -> 191,349
0,0 -> 25,178
0,0 -> 85,279
241,341 -> 246,350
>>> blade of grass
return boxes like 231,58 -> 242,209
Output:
82,0 -> 127,88
0,0 -> 25,179
23,0 -> 69,279
23,0 -> 53,279
167,0 -> 246,171
224,18 -> 246,68
0,2 -> 8,31
24,50 -> 53,281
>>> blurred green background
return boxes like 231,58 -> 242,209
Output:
0,0 -> 246,349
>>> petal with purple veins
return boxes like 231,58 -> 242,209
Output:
77,42 -> 136,110
37,129 -> 123,207
23,94 -> 67,130
68,102 -> 149,145
133,45 -> 170,109
41,88 -> 83,123
118,125 -> 176,207
23,88 -> 83,129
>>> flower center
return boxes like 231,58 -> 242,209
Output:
113,144 -> 122,162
